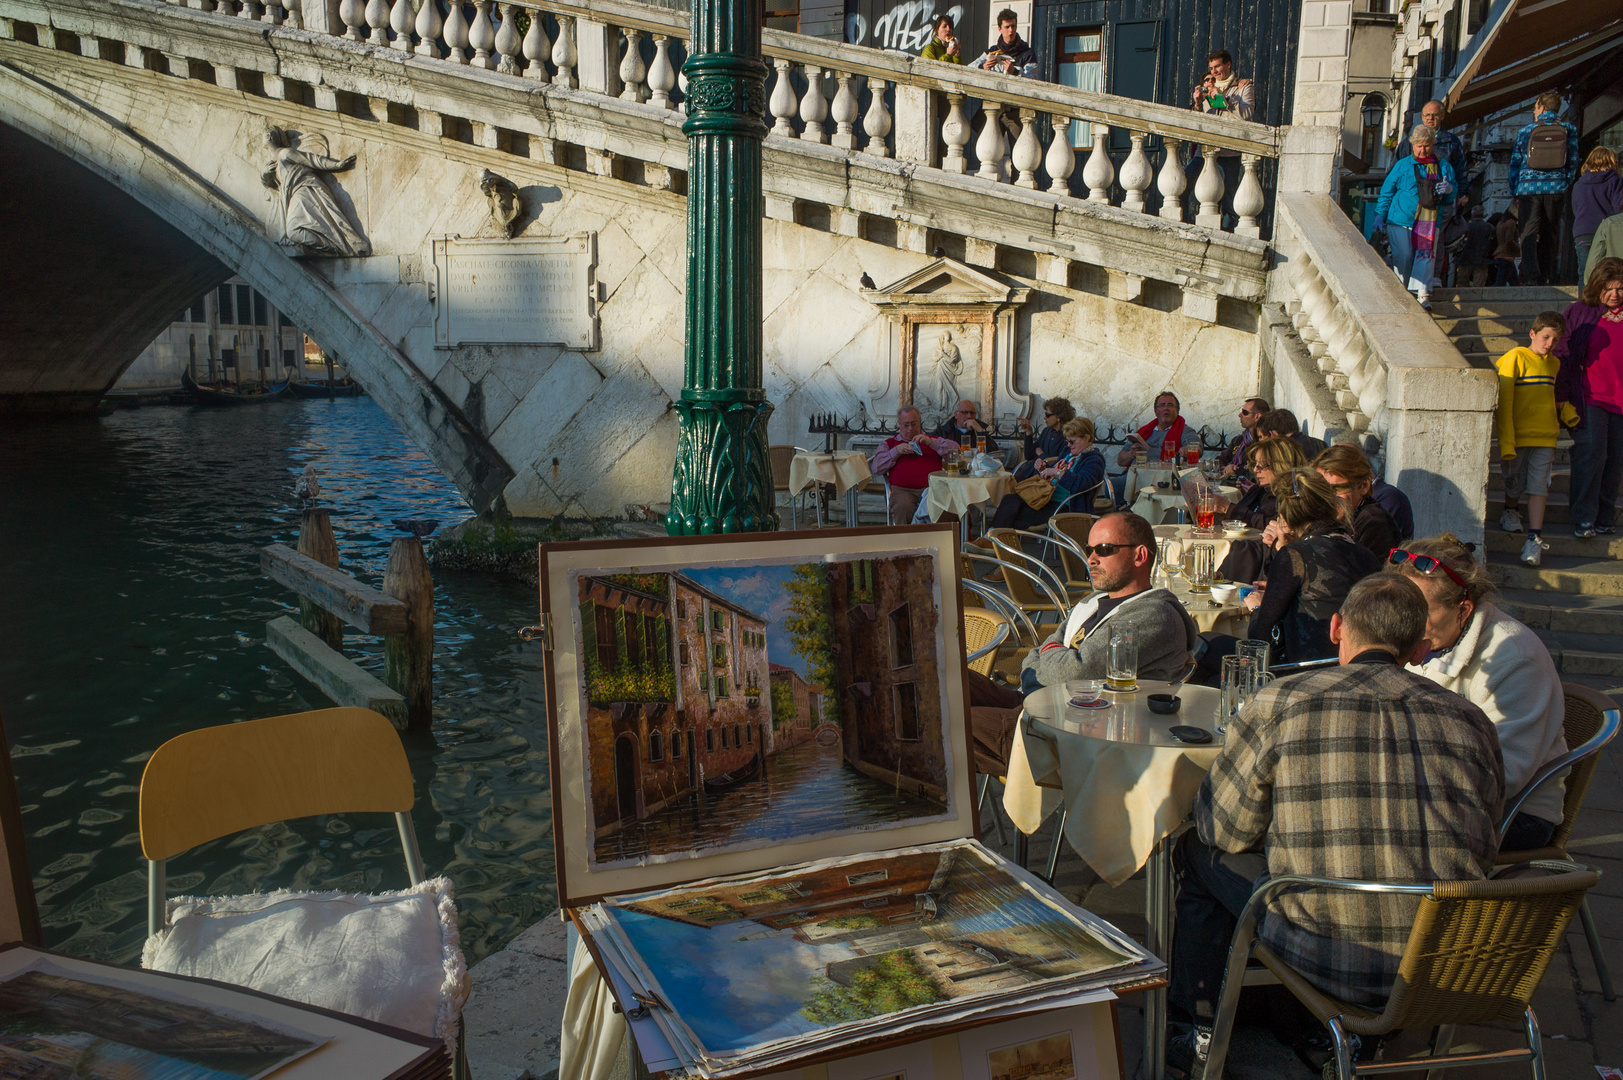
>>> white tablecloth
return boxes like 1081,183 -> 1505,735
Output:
1154,524 -> 1263,574
927,470 -> 1014,520
1003,681 -> 1223,885
1131,475 -> 1241,526
787,450 -> 872,497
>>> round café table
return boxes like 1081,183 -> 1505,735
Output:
927,469 -> 1013,542
1132,476 -> 1241,526
788,450 -> 872,527
1003,679 -> 1224,1080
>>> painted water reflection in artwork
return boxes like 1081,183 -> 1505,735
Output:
603,844 -> 1132,1056
574,554 -> 955,868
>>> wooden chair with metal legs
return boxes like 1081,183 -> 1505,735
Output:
964,606 -> 1015,846
1204,866 -> 1600,1080
1494,685 -> 1621,1001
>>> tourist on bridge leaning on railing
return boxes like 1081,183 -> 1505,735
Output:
1373,124 -> 1458,310
1555,257 -> 1623,539
989,418 -> 1104,530
1386,535 -> 1570,852
1017,395 -> 1074,465
871,406 -> 958,526
1167,574 -> 1502,1078
919,14 -> 963,64
1115,392 -> 1200,468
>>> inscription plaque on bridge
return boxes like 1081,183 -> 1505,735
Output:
432,235 -> 599,350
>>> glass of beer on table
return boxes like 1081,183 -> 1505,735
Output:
1105,629 -> 1138,692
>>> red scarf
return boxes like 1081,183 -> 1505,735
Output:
1136,416 -> 1187,461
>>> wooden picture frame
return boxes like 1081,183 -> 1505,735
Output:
540,524 -> 979,909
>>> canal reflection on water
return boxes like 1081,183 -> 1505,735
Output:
596,738 -> 947,866
0,398 -> 552,964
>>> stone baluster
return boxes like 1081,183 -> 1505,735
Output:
468,0 -> 495,69
1045,116 -> 1074,195
646,34 -> 674,106
339,0 -> 365,39
1119,131 -> 1153,213
216,0 -> 237,16
1157,138 -> 1186,221
1194,147 -> 1225,229
799,65 -> 827,143
1234,154 -> 1265,238
1081,123 -> 1112,202
768,58 -> 796,136
494,4 -> 521,74
941,93 -> 970,174
283,0 -> 301,28
238,0 -> 259,20
974,101 -> 1004,181
862,78 -> 891,157
261,0 -> 282,24
413,0 -> 440,57
617,28 -> 646,101
829,71 -> 859,150
443,0 -> 469,62
388,0 -> 412,49
365,0 -> 388,45
1287,255 -> 1321,324
551,15 -> 575,88
1011,109 -> 1042,189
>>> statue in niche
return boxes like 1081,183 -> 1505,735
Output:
930,330 -> 963,412
260,126 -> 371,258
479,169 -> 523,238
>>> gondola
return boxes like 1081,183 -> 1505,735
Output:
288,377 -> 364,398
182,370 -> 292,405
703,753 -> 760,794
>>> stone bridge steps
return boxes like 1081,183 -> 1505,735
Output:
1430,286 -> 1580,367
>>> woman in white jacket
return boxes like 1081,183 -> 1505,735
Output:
1387,534 -> 1568,849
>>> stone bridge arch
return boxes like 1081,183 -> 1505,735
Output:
0,59 -> 513,511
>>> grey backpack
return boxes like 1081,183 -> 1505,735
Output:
1526,123 -> 1568,171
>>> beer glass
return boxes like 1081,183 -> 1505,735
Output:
1105,629 -> 1138,692
1216,654 -> 1253,735
1185,543 -> 1215,593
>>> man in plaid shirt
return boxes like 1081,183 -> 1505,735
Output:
1167,574 -> 1503,1075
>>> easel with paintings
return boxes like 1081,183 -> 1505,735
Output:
539,524 -> 1164,1079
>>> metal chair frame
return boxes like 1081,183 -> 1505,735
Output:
962,579 -> 1041,646
1205,867 -> 1596,1079
961,551 -> 1067,622
982,530 -> 1073,613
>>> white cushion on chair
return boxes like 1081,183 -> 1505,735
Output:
142,877 -> 468,1043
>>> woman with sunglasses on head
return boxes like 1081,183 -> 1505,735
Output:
1225,436 -> 1305,531
1386,535 -> 1567,850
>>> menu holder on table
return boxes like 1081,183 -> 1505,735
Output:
0,942 -> 450,1079
539,524 -> 1164,1078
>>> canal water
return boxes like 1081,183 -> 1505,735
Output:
0,398 -> 553,965
595,738 -> 947,865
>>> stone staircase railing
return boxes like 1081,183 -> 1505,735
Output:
4,0 -> 1282,239
1267,192 -> 1497,547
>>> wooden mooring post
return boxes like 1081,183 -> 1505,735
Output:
260,523 -> 434,731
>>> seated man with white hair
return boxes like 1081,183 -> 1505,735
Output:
871,406 -> 957,526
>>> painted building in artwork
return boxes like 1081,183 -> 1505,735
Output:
578,572 -> 771,839
824,555 -> 950,806
768,662 -> 826,751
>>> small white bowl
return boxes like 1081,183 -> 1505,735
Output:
1209,582 -> 1240,604
1221,520 -> 1248,534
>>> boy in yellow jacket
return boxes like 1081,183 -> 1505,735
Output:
1497,310 -> 1570,567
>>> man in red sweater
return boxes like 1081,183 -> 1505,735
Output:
872,406 -> 960,525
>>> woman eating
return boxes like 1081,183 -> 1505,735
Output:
1313,443 -> 1403,558
989,418 -> 1105,529
1557,257 -> 1623,538
1386,534 -> 1568,850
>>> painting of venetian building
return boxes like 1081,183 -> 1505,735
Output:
573,554 -> 956,869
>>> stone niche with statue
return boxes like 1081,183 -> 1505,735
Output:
860,258 -> 1032,429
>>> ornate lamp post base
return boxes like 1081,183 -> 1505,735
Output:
667,391 -> 778,535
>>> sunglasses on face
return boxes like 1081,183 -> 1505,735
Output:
1084,542 -> 1132,558
1387,548 -> 1469,592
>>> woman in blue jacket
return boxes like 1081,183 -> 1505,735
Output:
1374,124 -> 1457,310
989,417 -> 1105,529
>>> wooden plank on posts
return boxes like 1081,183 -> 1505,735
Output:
383,536 -> 434,731
265,616 -> 408,730
298,508 -> 344,650
260,544 -> 409,635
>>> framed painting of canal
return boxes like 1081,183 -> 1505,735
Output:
539,524 -> 978,907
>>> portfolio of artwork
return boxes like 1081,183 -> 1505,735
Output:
540,526 -> 1161,1077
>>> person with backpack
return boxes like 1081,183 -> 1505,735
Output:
1373,124 -> 1458,310
1509,91 -> 1580,285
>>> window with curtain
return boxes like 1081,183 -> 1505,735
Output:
1056,28 -> 1102,148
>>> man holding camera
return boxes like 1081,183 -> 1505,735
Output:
1186,49 -> 1256,228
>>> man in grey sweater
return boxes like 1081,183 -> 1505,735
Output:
1022,512 -> 1199,691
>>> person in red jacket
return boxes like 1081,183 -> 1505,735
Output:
1115,391 -> 1201,467
872,406 -> 960,525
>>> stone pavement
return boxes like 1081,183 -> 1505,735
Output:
463,684 -> 1623,1078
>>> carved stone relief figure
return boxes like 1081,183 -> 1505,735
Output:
478,169 -> 523,238
931,330 -> 962,413
260,125 -> 371,257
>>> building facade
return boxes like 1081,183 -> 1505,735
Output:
114,277 -> 307,392
769,662 -> 825,751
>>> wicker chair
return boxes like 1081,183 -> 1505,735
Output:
1494,684 -> 1621,1001
1048,512 -> 1096,595
1203,867 -> 1599,1079
963,607 -> 1012,677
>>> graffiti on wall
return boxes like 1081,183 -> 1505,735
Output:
845,0 -> 988,56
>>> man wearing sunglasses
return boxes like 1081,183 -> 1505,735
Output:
1020,512 -> 1199,692
931,399 -> 1000,452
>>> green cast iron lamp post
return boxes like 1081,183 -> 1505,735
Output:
666,0 -> 779,535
